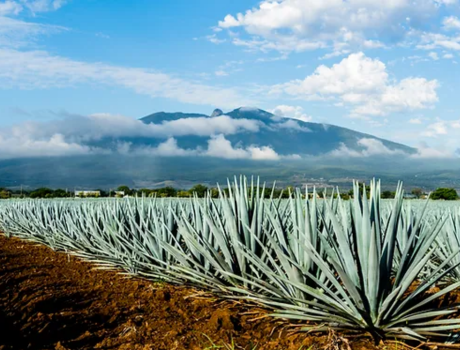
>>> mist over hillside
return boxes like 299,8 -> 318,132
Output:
0,107 -> 457,191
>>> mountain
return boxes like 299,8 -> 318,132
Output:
3,107 -> 456,191
139,107 -> 416,156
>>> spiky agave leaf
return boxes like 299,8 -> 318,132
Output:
261,180 -> 460,341
1,177 -> 460,343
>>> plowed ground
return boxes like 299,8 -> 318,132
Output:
0,235 -> 452,350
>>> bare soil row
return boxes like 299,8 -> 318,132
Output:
0,235 -> 451,350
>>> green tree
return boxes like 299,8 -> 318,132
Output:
53,189 -> 69,198
381,191 -> 395,199
177,190 -> 191,198
138,188 -> 154,197
430,188 -> 459,200
30,188 -> 54,198
117,185 -> 131,196
210,188 -> 220,198
189,184 -> 208,198
0,189 -> 10,199
157,187 -> 177,197
411,188 -> 423,199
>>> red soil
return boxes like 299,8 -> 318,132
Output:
0,235 -> 453,350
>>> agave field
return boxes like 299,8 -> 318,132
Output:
1,177 -> 460,345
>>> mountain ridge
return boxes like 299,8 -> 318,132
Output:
0,107 -> 429,189
139,107 -> 416,156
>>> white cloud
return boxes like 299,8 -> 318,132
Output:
435,0 -> 458,4
0,0 -> 66,15
329,138 -> 407,157
0,16 -> 65,47
274,119 -> 312,132
1,113 -> 263,143
272,105 -> 312,122
218,0 -> 448,53
409,118 -> 423,124
411,145 -> 456,158
319,50 -> 351,60
215,70 -> 228,77
0,114 -> 300,160
418,32 -> 460,51
271,53 -> 439,117
443,16 -> 460,30
0,0 -> 68,47
247,145 -> 281,160
413,119 -> 460,155
443,53 -> 454,59
205,134 -> 288,160
255,55 -> 288,63
231,36 -> 326,53
0,133 -> 102,158
277,53 -> 388,96
206,34 -> 226,44
410,138 -> 459,158
0,48 -> 255,108
428,52 -> 439,60
119,138 -> 199,157
24,0 -> 67,13
0,1 -> 22,16
205,134 -> 251,159
146,115 -> 261,137
128,134 -> 297,161
421,118 -> 460,137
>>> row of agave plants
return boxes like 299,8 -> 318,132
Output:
1,176 -> 460,343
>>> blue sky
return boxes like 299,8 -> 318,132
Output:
0,0 -> 460,159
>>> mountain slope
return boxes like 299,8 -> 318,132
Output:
139,107 -> 416,156
0,107 -> 425,189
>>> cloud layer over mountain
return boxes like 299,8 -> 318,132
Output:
0,107 -> 455,160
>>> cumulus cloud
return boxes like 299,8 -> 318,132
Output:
413,119 -> 460,156
329,138 -> 407,157
205,134 -> 296,160
421,118 -> 460,137
0,113 -> 303,160
274,119 -> 312,132
0,49 -> 255,108
0,133 -> 104,158
411,144 -> 457,158
122,135 -> 289,160
418,32 -> 460,51
118,138 -> 200,157
271,53 -> 439,117
217,0 -> 450,53
272,105 -> 312,122
0,112 -> 263,145
443,16 -> 460,30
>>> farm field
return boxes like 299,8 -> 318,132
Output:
0,235 -> 382,350
1,178 -> 460,349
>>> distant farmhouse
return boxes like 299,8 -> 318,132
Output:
114,191 -> 125,197
75,190 -> 100,198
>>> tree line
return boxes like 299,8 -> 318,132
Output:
0,184 -> 458,200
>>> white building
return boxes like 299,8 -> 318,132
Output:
75,190 -> 101,197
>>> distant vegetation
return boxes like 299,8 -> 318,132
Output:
0,184 -> 457,200
430,187 -> 459,200
2,177 -> 460,342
